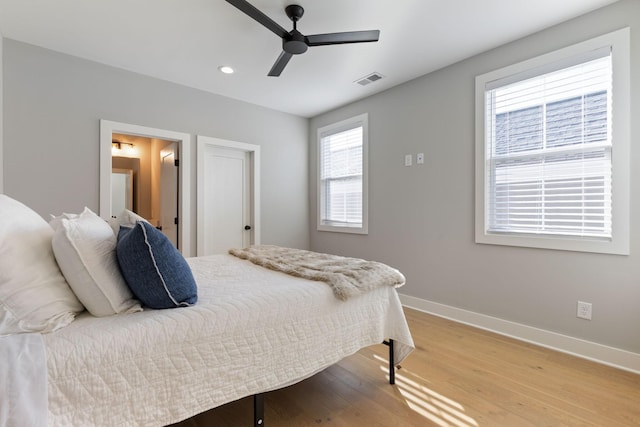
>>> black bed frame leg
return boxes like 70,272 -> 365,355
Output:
382,339 -> 395,385
388,338 -> 395,384
254,393 -> 264,426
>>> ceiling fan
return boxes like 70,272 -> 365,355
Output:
226,0 -> 380,76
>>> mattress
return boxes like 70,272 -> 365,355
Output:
43,254 -> 414,426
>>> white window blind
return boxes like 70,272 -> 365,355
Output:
485,53 -> 612,239
320,125 -> 363,227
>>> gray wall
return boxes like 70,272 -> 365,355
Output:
3,39 -> 309,253
0,34 -> 4,192
309,0 -> 640,354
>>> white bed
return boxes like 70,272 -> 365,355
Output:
0,194 -> 413,426
43,254 -> 414,426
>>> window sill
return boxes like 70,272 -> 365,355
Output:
317,224 -> 368,235
475,231 -> 628,255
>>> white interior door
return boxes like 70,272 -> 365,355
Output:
160,142 -> 178,248
197,136 -> 260,256
203,146 -> 249,255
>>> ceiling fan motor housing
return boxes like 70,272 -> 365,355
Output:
284,30 -> 308,54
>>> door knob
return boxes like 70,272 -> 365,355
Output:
244,225 -> 252,230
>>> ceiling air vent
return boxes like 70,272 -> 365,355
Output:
355,72 -> 384,86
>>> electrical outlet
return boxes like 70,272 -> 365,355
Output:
404,154 -> 412,166
577,301 -> 592,320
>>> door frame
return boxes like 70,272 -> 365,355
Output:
197,135 -> 260,256
99,120 -> 192,256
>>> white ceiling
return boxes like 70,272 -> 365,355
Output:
0,0 -> 619,118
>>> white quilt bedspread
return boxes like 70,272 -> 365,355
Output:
43,254 -> 414,426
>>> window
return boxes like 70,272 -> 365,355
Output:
475,28 -> 630,254
317,114 -> 368,234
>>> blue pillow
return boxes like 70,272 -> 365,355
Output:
116,222 -> 197,309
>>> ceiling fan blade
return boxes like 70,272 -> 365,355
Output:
268,51 -> 293,76
306,30 -> 380,46
226,0 -> 289,39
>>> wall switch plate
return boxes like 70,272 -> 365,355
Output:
404,154 -> 412,166
417,153 -> 424,164
577,301 -> 592,320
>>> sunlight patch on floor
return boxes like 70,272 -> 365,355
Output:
396,376 -> 478,427
373,354 -> 478,427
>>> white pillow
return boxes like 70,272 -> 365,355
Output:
108,209 -> 150,237
49,211 -> 79,230
51,207 -> 142,317
0,195 -> 84,335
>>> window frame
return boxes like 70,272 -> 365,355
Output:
317,113 -> 369,234
475,28 -> 630,255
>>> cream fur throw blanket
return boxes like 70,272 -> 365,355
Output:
229,245 -> 405,300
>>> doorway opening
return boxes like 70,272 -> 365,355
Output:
100,120 -> 192,256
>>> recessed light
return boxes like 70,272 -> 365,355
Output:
218,65 -> 235,74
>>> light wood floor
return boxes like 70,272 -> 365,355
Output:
171,308 -> 640,426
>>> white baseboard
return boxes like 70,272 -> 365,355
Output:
399,294 -> 640,374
